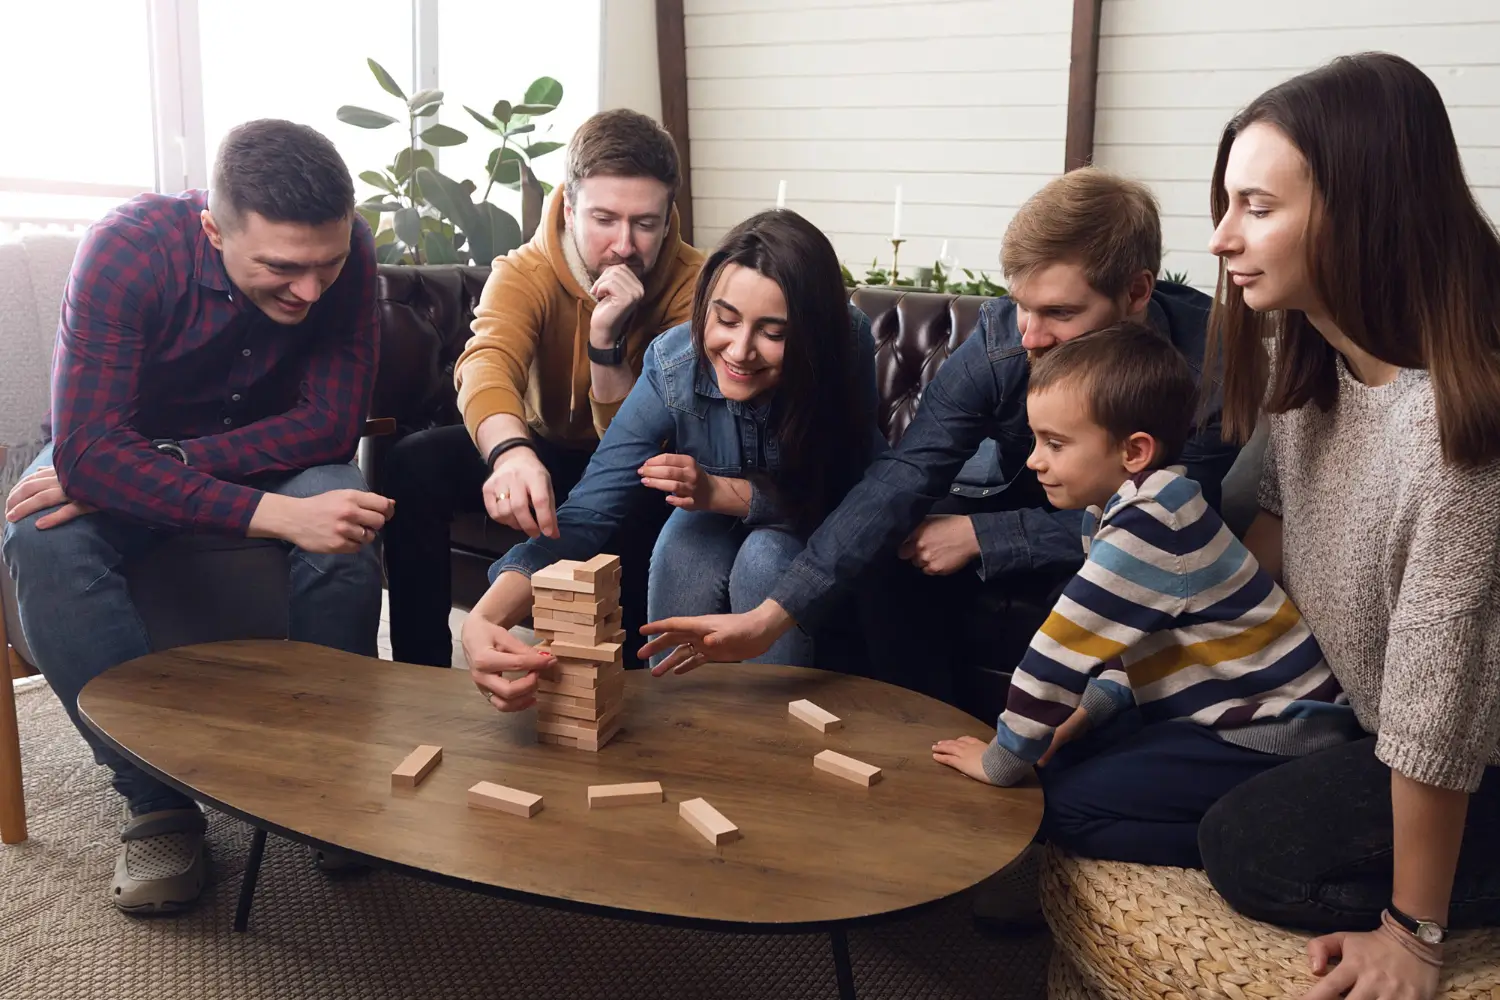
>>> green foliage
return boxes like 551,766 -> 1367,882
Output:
1160,268 -> 1192,285
855,258 -> 1006,297
339,58 -> 566,265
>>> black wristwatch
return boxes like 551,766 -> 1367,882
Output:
586,333 -> 627,366
1387,902 -> 1448,945
151,439 -> 189,465
486,437 -> 535,471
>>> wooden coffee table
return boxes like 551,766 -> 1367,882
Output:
79,640 -> 1043,999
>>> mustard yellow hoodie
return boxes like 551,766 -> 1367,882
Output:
454,189 -> 704,448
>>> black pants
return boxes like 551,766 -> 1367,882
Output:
1199,737 -> 1500,932
378,424 -> 663,667
1039,711 -> 1293,868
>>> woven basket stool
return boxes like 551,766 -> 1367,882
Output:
1038,845 -> 1500,1000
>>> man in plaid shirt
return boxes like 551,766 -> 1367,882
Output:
2,120 -> 391,913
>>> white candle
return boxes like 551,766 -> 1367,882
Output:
776,179 -> 787,209
893,185 -> 904,240
939,239 -> 949,261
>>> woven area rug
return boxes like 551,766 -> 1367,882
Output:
0,679 -> 1049,1000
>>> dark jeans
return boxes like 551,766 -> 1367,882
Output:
1037,711 -> 1294,868
855,483 -> 1074,716
379,424 -> 663,666
1199,736 -> 1500,932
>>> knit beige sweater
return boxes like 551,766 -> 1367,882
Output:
1262,360 -> 1500,791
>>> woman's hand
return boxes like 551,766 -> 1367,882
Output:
1300,927 -> 1441,1000
931,736 -> 998,784
638,453 -> 750,516
463,614 -> 556,712
639,601 -> 794,675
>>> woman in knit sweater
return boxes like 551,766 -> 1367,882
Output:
1197,53 -> 1500,1000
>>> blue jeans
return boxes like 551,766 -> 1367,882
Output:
2,445 -> 383,816
646,508 -> 814,667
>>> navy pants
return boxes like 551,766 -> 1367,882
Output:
1038,712 -> 1294,868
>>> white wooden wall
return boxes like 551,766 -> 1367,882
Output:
1094,0 -> 1500,288
683,0 -> 1073,280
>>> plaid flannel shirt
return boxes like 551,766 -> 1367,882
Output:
49,191 -> 378,533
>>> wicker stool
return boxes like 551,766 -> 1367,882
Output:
1039,845 -> 1500,1000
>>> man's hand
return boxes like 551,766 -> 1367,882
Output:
4,466 -> 94,529
483,447 -> 557,539
1299,927 -> 1441,1000
589,264 -> 645,349
898,514 -> 980,576
639,601 -> 793,676
931,736 -> 998,784
249,490 -> 394,553
463,615 -> 557,713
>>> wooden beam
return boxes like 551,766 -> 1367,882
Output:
1064,0 -> 1104,172
655,0 -> 694,244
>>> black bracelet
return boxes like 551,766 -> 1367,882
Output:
486,437 -> 536,470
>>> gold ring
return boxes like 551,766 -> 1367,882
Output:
498,490 -> 510,501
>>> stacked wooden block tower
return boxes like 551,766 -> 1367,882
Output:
530,554 -> 626,752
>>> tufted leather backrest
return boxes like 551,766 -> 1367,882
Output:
372,265 -> 1000,447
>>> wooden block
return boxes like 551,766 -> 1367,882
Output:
536,673 -> 625,701
538,720 -> 620,751
467,781 -> 543,817
535,696 -> 608,722
574,554 -> 621,583
587,781 -> 663,808
533,562 -> 614,595
390,744 -> 443,788
543,607 -> 606,626
532,615 -> 620,644
813,749 -> 882,786
679,798 -> 740,845
537,707 -> 622,739
535,595 -> 612,616
789,699 -> 843,733
548,638 -> 624,664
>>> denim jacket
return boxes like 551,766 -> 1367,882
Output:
767,282 -> 1243,628
493,307 -> 882,580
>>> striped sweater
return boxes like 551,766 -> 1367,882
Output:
981,467 -> 1358,787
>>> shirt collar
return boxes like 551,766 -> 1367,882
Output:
193,222 -> 233,294
692,359 -> 775,420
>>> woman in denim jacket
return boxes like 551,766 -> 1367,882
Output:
461,209 -> 882,696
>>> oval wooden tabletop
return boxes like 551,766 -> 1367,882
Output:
78,640 -> 1042,930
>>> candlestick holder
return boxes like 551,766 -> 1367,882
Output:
889,239 -> 905,284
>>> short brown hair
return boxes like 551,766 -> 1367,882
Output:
1002,168 -> 1162,298
565,108 -> 681,202
1029,322 -> 1198,466
210,119 -> 353,229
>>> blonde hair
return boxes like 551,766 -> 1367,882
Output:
1001,168 -> 1162,298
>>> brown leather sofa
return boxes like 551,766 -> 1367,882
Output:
363,266 -> 1028,716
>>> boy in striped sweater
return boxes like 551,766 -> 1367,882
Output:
933,323 -> 1357,869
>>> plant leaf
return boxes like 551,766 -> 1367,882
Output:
358,170 -> 398,195
464,105 -> 500,131
409,102 -> 442,119
419,124 -> 468,147
479,203 -> 522,261
376,242 -> 408,265
524,141 -> 565,159
374,226 -> 395,247
357,207 -> 382,234
407,88 -> 442,111
367,59 -> 406,101
459,179 -> 477,197
524,77 -> 563,107
337,105 -> 398,129
513,103 -> 557,115
503,124 -> 536,138
392,146 -> 435,182
359,198 -> 404,212
538,180 -> 554,196
416,166 -> 481,240
492,100 -> 513,124
393,207 -> 422,248
423,229 -> 461,265
486,152 -> 521,186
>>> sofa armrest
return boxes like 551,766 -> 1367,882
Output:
362,418 -> 397,437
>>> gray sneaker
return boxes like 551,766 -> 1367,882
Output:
310,844 -> 368,875
971,841 -> 1045,932
112,807 -> 208,914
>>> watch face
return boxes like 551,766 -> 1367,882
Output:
1417,922 -> 1444,945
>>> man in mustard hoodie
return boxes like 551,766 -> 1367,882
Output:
380,109 -> 704,667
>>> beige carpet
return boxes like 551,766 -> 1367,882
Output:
0,679 -> 1050,1000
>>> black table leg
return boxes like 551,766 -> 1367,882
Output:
829,926 -> 856,1000
233,826 -> 267,933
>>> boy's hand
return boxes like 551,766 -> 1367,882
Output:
1037,704 -> 1090,767
932,736 -> 999,784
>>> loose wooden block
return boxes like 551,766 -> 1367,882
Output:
574,553 -> 621,583
548,638 -> 624,664
390,744 -> 443,788
587,781 -> 663,808
813,749 -> 882,786
679,798 -> 740,845
789,699 -> 843,733
467,781 -> 543,817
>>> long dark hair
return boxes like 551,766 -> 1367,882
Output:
1207,52 -> 1500,467
689,210 -> 872,535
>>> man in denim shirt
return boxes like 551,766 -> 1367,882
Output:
641,169 -> 1241,703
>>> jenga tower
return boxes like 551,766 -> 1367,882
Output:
529,555 -> 626,751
